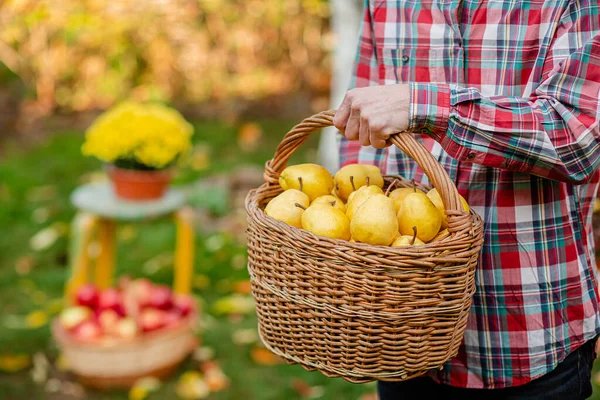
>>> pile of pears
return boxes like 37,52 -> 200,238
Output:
265,163 -> 469,247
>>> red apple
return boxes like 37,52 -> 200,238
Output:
98,309 -> 121,335
71,320 -> 102,342
115,317 -> 138,339
173,295 -> 195,317
149,285 -> 173,310
130,278 -> 153,308
164,310 -> 182,327
75,284 -> 99,309
139,308 -> 167,332
59,306 -> 92,330
98,288 -> 125,316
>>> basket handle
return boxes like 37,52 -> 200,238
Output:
264,110 -> 469,232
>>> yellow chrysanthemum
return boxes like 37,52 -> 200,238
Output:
82,102 -> 193,169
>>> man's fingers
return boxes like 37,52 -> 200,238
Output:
358,116 -> 371,146
344,107 -> 360,141
370,124 -> 394,149
333,92 -> 353,132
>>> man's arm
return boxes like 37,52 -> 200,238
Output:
335,4 -> 600,184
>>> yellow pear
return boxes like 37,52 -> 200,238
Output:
430,228 -> 450,243
350,194 -> 398,246
389,187 -> 426,212
279,163 -> 334,201
333,164 -> 366,202
346,185 -> 384,220
264,189 -> 310,228
362,165 -> 385,188
311,195 -> 345,212
301,204 -> 351,240
397,192 -> 442,242
349,237 -> 356,242
426,188 -> 470,229
391,226 -> 425,247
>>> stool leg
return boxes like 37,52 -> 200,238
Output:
174,207 -> 195,294
96,219 -> 116,289
65,212 -> 99,304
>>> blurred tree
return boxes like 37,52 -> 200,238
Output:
0,0 -> 331,122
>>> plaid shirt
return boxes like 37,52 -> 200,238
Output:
340,0 -> 600,389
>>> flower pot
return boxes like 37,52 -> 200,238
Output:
107,166 -> 173,201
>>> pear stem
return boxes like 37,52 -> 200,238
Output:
350,176 -> 356,191
385,179 -> 400,196
298,177 -> 303,193
411,179 -> 416,193
294,203 -> 307,210
366,176 -> 370,187
410,226 -> 418,245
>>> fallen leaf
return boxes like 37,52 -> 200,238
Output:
31,352 -> 49,384
129,377 -> 161,400
237,122 -> 263,152
15,256 -> 34,276
291,379 -> 324,398
55,353 -> 71,372
203,364 -> 229,392
213,294 -> 255,315
232,328 -> 258,345
0,354 -> 31,372
60,381 -> 85,398
193,346 -> 216,363
232,280 -> 252,294
25,310 -> 49,328
358,393 -> 378,400
143,252 -> 173,274
176,371 -> 210,399
250,347 -> 283,366
30,222 -> 68,252
44,378 -> 62,393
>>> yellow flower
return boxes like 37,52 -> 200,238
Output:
82,102 -> 193,169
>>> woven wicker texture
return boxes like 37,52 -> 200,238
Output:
53,318 -> 196,382
245,110 -> 484,383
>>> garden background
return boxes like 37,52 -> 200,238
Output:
0,0 -> 599,399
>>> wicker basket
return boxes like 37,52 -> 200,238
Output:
245,110 -> 484,383
52,317 -> 197,389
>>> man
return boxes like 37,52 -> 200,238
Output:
333,0 -> 600,398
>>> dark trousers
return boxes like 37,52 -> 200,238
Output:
378,339 -> 597,400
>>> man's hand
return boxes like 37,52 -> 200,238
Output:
333,84 -> 411,149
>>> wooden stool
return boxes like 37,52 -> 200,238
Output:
65,182 -> 195,301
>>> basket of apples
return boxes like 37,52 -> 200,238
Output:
52,278 -> 197,389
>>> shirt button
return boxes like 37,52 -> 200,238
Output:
467,153 -> 476,160
402,55 -> 410,63
420,128 -> 430,135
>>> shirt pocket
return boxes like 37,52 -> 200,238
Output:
380,46 -> 463,85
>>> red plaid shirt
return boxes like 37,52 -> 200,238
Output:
340,0 -> 600,389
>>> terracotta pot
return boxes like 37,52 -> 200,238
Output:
107,166 -> 172,201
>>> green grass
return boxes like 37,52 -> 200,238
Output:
0,120 -> 375,399
0,120 -> 598,399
